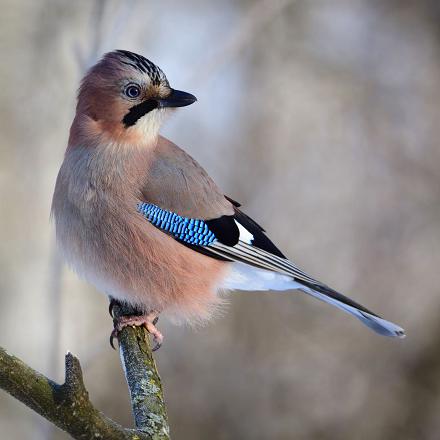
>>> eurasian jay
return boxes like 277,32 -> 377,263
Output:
51,50 -> 405,350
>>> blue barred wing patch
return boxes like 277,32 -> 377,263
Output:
137,202 -> 217,246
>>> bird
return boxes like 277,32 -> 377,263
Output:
51,50 -> 405,350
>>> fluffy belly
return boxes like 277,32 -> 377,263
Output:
56,209 -> 229,324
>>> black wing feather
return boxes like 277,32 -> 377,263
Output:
203,202 -> 286,259
224,195 -> 241,207
205,215 -> 239,246
233,208 -> 286,258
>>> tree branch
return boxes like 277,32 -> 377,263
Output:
0,308 -> 170,439
112,303 -> 170,439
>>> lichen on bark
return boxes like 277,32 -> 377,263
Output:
0,303 -> 170,439
113,303 -> 170,440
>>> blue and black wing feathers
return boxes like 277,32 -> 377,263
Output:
137,201 -> 405,338
137,202 -> 217,246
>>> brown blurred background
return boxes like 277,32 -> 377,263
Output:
1,0 -> 439,438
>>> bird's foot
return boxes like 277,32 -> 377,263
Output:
110,310 -> 163,352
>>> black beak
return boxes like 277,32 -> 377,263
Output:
157,89 -> 197,108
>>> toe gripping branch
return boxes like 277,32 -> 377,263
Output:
108,298 -> 163,351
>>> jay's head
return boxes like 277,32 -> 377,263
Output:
76,50 -> 196,143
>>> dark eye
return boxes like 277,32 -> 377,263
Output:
124,84 -> 141,99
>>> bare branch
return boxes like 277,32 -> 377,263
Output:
0,347 -> 156,439
112,303 -> 170,439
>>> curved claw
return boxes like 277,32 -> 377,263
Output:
152,341 -> 162,352
108,298 -> 118,318
109,328 -> 118,350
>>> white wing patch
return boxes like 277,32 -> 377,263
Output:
234,220 -> 254,244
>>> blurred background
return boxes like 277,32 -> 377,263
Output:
1,0 -> 439,438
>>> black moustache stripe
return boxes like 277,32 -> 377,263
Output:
122,99 -> 158,127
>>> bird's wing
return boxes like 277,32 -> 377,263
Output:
138,137 -> 405,338
136,200 -> 405,338
137,200 -> 370,311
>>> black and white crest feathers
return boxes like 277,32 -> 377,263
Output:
115,50 -> 169,86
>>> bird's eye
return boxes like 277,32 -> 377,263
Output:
124,84 -> 141,99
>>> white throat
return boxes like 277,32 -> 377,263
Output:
133,108 -> 167,144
